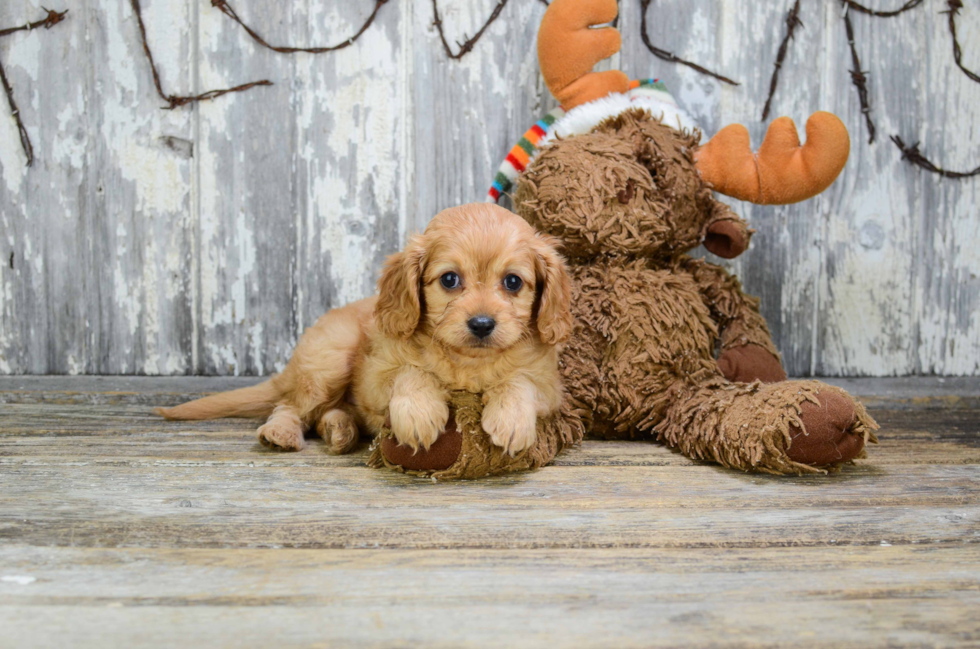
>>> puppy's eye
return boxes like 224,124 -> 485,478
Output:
503,274 -> 523,292
440,272 -> 460,290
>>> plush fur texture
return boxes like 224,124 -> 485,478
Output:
156,203 -> 572,458
369,391 -> 580,480
512,109 -> 877,474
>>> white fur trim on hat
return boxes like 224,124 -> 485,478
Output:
538,86 -> 702,149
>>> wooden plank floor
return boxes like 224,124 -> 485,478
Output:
1,377 -> 978,647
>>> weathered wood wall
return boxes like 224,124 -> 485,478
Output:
0,0 -> 977,376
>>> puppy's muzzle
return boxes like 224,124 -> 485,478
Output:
467,315 -> 496,339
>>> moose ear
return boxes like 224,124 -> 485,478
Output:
703,203 -> 753,259
704,220 -> 749,259
375,236 -> 426,339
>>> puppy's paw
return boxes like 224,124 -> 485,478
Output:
482,398 -> 537,456
316,409 -> 359,455
258,414 -> 305,451
389,395 -> 449,451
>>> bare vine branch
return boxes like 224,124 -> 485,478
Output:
3,0 -> 977,185
944,0 -> 980,84
432,0 -> 510,60
130,0 -> 270,109
639,0 -> 739,85
843,7 -> 876,144
0,8 -> 68,38
0,8 -> 69,167
762,0 -> 803,120
891,135 -> 980,179
211,0 -> 390,54
0,57 -> 32,166
843,0 -> 923,18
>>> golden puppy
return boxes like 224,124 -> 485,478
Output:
155,203 -> 572,456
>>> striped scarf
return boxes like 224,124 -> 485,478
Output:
488,79 -> 684,202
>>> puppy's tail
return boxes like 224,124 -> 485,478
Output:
154,380 -> 280,421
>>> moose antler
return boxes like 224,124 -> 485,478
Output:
538,0 -> 629,110
695,112 -> 851,205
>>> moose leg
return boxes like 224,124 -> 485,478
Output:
656,377 -> 877,473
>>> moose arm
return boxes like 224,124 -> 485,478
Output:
680,257 -> 787,383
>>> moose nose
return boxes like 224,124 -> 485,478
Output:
467,315 -> 496,339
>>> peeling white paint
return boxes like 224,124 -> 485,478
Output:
66,354 -> 84,375
52,99 -> 87,173
0,0 -> 977,376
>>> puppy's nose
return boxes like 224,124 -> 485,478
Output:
467,315 -> 496,339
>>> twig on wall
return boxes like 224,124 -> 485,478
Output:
0,8 -> 68,38
639,0 -> 739,85
944,0 -> 980,84
0,8 -> 69,167
843,0 -> 923,18
762,0 -> 802,120
836,0 -> 923,145
2,0 -> 975,183
891,136 -> 980,179
212,0 -> 390,54
0,57 -> 32,166
842,7 -> 876,144
130,0 -> 270,109
432,0 -> 510,60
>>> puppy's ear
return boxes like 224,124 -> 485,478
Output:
533,234 -> 573,345
375,235 -> 426,339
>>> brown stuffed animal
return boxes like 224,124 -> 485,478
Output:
521,0 -> 877,474
373,0 -> 877,478
513,108 -> 876,473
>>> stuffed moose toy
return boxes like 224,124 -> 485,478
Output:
371,0 -> 878,479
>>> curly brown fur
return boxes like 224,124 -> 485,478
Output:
517,109 -> 720,260
681,257 -> 780,357
515,108 -> 878,473
657,380 -> 878,475
369,391 -> 582,480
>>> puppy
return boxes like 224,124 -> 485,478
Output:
155,203 -> 572,456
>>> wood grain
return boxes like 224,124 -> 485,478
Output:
1,0 -> 977,376
1,545 -> 978,647
1,403 -> 978,465
1,401 -> 979,550
0,378 -> 978,645
2,461 -> 978,549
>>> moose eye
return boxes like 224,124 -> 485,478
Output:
617,178 -> 636,204
503,274 -> 523,292
440,272 -> 460,290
